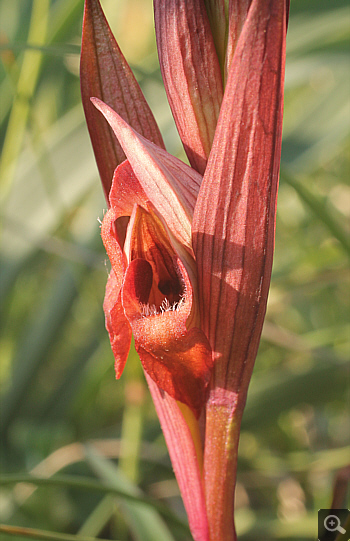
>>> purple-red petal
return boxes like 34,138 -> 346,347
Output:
92,98 -> 202,251
103,270 -> 132,378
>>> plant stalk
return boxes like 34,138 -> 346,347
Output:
203,387 -> 244,541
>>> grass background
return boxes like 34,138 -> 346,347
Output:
0,0 -> 349,539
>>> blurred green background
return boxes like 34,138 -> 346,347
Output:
0,1 -> 349,540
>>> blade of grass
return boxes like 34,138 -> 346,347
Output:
0,0 -> 50,205
250,445 -> 350,476
243,356 -> 348,430
85,446 -> 177,541
116,348 -> 146,539
281,168 -> 350,256
48,0 -> 85,45
0,264 -> 79,437
0,474 -> 190,535
119,345 -> 146,483
286,7 -> 350,57
77,495 -> 117,537
0,43 -> 80,55
7,439 -> 169,508
0,524 -> 116,541
0,61 -> 19,126
0,473 -> 165,505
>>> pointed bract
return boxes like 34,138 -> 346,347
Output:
92,98 -> 202,251
154,0 -> 223,174
80,0 -> 164,199
146,375 -> 209,541
193,0 -> 287,393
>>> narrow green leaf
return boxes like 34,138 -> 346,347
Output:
0,473 -> 190,535
281,168 -> 350,257
0,0 -> 50,204
0,265 -> 79,436
0,43 -> 80,55
0,524 -> 115,541
0,473 -> 159,505
243,357 -> 348,430
286,6 -> 350,57
119,349 -> 145,482
84,446 -> 177,541
48,0 -> 85,44
78,495 -> 116,537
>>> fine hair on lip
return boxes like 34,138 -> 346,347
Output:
140,294 -> 185,318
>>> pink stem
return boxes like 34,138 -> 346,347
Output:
204,387 -> 244,541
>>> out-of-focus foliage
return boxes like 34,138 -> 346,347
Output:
0,1 -> 349,540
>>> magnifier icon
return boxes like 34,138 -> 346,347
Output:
324,515 -> 346,534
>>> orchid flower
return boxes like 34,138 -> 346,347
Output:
80,0 -> 288,539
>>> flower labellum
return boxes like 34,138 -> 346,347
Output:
93,98 -> 214,417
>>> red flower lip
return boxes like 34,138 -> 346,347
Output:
98,138 -> 214,416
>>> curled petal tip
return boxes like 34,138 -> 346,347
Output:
103,271 -> 132,379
